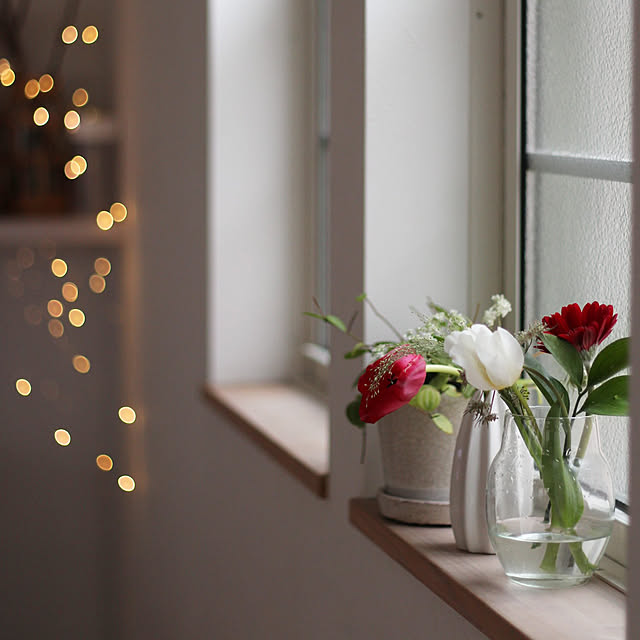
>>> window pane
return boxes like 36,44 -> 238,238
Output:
524,171 -> 631,501
526,0 -> 632,160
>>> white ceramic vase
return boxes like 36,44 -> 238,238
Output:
376,395 -> 467,525
449,391 -> 504,553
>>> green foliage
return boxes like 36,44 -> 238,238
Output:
588,337 -> 629,387
303,311 -> 347,333
344,342 -> 369,359
430,412 -> 453,434
355,292 -> 367,302
581,375 -> 629,416
346,397 -> 365,428
409,385 -> 441,413
523,361 -> 569,416
539,333 -> 584,388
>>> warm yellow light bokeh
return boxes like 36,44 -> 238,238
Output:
47,299 -> 63,317
72,88 -> 89,107
48,319 -> 64,338
68,309 -> 85,327
0,58 -> 10,73
72,355 -> 91,373
24,79 -> 40,99
33,107 -> 49,126
110,202 -> 127,223
96,455 -> 113,471
82,26 -> 99,44
89,274 -> 106,293
1,68 -> 15,86
54,429 -> 71,446
16,378 -> 31,396
64,160 -> 80,180
64,110 -> 80,130
72,155 -> 87,174
62,25 -> 78,44
96,211 -> 114,231
39,74 -> 54,92
118,475 -> 135,492
94,257 -> 111,276
51,258 -> 68,277
62,282 -> 78,302
118,406 -> 137,424
24,305 -> 43,326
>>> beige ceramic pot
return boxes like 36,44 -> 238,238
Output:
376,395 -> 467,525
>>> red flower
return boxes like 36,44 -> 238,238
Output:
358,347 -> 426,423
539,302 -> 617,353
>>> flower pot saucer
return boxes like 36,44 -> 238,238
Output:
376,488 -> 451,525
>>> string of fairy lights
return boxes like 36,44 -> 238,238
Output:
5,13 -> 136,493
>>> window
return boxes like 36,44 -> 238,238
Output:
520,0 -> 631,576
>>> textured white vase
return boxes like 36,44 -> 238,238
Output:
450,392 -> 504,553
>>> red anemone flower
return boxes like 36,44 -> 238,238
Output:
358,348 -> 426,423
539,302 -> 617,353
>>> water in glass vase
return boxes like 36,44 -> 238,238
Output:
492,517 -> 612,588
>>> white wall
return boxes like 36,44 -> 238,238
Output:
210,0 -> 310,384
116,1 -> 493,638
365,1 -> 470,342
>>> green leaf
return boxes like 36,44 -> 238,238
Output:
346,398 -> 365,428
325,314 -> 347,332
540,333 -> 584,388
427,372 -> 450,391
430,412 -> 453,434
541,403 -> 584,529
581,375 -> 630,416
410,385 -> 441,413
303,312 -> 325,320
442,384 -> 461,397
523,365 -> 569,415
344,342 -> 368,359
462,384 -> 476,399
588,337 -> 630,387
355,292 -> 367,302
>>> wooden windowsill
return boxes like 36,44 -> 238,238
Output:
203,382 -> 329,498
349,498 -> 625,640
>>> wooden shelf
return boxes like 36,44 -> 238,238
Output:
349,498 -> 625,640
0,217 -> 126,247
203,382 -> 329,498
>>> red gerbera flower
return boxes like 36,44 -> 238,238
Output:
539,302 -> 617,353
358,347 -> 426,423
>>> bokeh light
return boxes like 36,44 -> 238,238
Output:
24,305 -> 43,326
94,257 -> 111,276
39,74 -> 54,92
62,26 -> 78,44
82,26 -> 99,44
47,299 -> 63,317
51,259 -> 68,277
0,58 -> 10,73
64,160 -> 81,180
54,429 -> 71,446
118,406 -> 137,424
96,455 -> 113,471
89,274 -> 106,293
72,155 -> 87,174
64,110 -> 80,130
110,202 -> 127,223
118,476 -> 135,492
96,211 -> 114,231
24,79 -> 40,99
1,68 -> 15,86
72,88 -> 89,107
72,355 -> 91,373
68,309 -> 85,327
16,378 -> 31,396
33,107 -> 49,126
62,282 -> 78,302
17,247 -> 35,269
48,319 -> 64,338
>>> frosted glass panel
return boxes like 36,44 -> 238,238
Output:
525,172 -> 631,501
526,0 -> 632,160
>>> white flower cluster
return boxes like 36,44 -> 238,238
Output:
482,294 -> 512,328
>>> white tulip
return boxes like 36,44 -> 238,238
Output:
444,324 -> 524,391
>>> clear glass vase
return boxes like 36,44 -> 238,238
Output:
486,407 -> 614,588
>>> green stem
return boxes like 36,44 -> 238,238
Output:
424,364 -> 461,377
513,384 -> 543,444
574,415 -> 594,468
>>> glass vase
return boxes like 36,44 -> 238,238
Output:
486,407 -> 614,588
